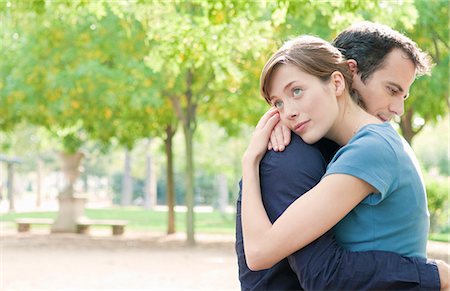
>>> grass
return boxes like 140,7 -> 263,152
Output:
1,208 -> 448,243
429,232 -> 450,243
0,207 -> 236,234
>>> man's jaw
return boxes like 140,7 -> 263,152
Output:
377,113 -> 400,122
377,113 -> 392,122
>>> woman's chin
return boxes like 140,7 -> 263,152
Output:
300,134 -> 319,145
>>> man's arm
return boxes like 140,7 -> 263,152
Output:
259,134 -> 440,290
235,194 -> 303,291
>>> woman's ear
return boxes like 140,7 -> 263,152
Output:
347,59 -> 358,75
331,71 -> 346,96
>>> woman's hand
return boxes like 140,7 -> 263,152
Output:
268,121 -> 291,152
243,107 -> 280,163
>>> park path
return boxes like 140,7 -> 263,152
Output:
1,230 -> 240,290
1,229 -> 448,291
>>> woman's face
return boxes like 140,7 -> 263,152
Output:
267,64 -> 339,144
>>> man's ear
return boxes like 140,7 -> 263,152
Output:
331,71 -> 346,96
347,59 -> 358,75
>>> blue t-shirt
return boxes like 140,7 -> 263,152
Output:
324,123 -> 429,258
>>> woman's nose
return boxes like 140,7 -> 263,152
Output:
283,99 -> 298,119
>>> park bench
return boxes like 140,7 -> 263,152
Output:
15,218 -> 54,233
76,219 -> 128,236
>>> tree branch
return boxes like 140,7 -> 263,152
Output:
414,122 -> 426,136
431,26 -> 450,50
168,94 -> 186,128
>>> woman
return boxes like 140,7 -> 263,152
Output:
241,35 -> 431,271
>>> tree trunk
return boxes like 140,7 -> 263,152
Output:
216,173 -> 228,213
184,125 -> 195,245
399,108 -> 423,144
7,162 -> 15,212
399,108 -> 414,144
144,139 -> 157,210
121,149 -> 133,206
36,155 -> 42,208
169,69 -> 197,244
165,125 -> 176,234
83,174 -> 88,194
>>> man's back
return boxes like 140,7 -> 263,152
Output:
236,133 -> 328,290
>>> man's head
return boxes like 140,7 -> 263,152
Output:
333,21 -> 432,121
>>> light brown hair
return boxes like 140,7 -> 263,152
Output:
260,35 -> 357,104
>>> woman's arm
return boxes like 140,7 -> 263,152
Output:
241,108 -> 376,271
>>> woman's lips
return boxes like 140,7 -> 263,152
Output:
294,120 -> 310,132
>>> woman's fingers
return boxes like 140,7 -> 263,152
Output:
256,107 -> 278,129
270,122 -> 285,151
282,123 -> 291,147
245,108 -> 280,162
264,112 -> 280,135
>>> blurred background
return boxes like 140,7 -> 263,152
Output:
0,0 -> 448,244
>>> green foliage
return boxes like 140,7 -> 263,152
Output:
1,1 -> 449,239
425,175 -> 449,232
141,0 -> 275,121
413,116 -> 449,176
2,0 -> 447,143
1,1 -> 163,150
406,0 -> 449,117
60,133 -> 84,154
429,232 -> 450,243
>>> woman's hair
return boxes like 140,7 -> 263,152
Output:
260,35 -> 358,104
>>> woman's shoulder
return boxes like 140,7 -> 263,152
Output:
333,123 -> 400,162
351,122 -> 400,148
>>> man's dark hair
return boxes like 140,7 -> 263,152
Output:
332,21 -> 432,83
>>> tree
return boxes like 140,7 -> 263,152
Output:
139,1 -> 276,244
153,99 -> 178,234
0,1 -> 166,231
3,0 -> 446,237
396,0 -> 449,143
1,1 -> 163,150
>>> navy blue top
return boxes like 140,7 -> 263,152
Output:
235,133 -> 440,290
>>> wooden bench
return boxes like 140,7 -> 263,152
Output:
76,219 -> 128,236
15,218 -> 54,232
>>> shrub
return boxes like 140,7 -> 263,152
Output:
425,175 -> 449,232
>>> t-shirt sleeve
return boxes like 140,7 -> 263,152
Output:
323,129 -> 398,204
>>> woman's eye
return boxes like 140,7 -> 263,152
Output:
293,88 -> 303,97
274,100 -> 283,109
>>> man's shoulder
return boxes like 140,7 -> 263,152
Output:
267,134 -> 320,156
261,134 -> 327,172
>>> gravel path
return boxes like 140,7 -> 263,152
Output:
1,231 -> 239,291
1,230 -> 448,291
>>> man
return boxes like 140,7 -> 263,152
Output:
236,22 -> 449,290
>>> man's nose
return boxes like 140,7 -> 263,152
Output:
389,98 -> 405,116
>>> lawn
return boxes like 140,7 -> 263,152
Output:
1,208 -> 448,243
0,207 -> 236,234
429,232 -> 450,243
